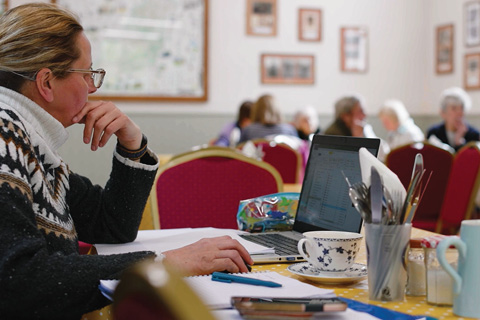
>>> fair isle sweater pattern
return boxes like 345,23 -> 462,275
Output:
0,87 -> 159,320
0,93 -> 76,241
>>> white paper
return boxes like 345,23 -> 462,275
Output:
187,272 -> 335,309
100,271 -> 335,309
101,278 -> 378,320
359,147 -> 406,201
95,228 -> 275,256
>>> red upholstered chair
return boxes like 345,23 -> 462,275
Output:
385,142 -> 454,231
113,261 -> 215,320
78,241 -> 92,255
435,142 -> 480,234
150,146 -> 283,229
238,138 -> 304,183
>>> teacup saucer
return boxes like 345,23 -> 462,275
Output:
287,262 -> 367,284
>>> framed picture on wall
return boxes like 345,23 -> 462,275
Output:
246,0 -> 277,36
465,1 -> 480,46
436,24 -> 454,74
261,54 -> 314,84
52,0 -> 208,102
298,8 -> 322,42
340,27 -> 368,73
465,53 -> 480,90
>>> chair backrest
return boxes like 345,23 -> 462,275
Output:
436,142 -> 480,234
78,241 -> 93,255
113,261 -> 216,320
151,146 -> 283,229
239,138 -> 303,183
385,142 -> 454,227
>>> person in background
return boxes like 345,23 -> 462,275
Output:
378,99 -> 425,153
427,87 -> 480,151
292,105 -> 320,140
324,95 -> 369,137
239,94 -> 298,143
0,4 -> 251,319
214,100 -> 252,147
324,95 -> 388,160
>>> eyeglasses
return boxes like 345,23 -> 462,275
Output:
67,68 -> 106,88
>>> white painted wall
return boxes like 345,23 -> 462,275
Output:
57,0 -> 480,185
117,0 -> 430,116
425,0 -> 480,116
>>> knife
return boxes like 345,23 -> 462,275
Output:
370,166 -> 383,224
401,154 -> 424,223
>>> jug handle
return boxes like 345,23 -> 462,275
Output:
437,236 -> 466,295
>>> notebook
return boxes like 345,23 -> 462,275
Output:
240,134 -> 380,263
100,271 -> 334,310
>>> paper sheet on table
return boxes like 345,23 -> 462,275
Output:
359,147 -> 406,200
101,271 -> 335,309
95,228 -> 275,256
101,279 -> 376,319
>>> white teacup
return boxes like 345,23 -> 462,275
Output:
297,231 -> 363,273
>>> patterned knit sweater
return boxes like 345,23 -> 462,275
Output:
0,87 -> 159,320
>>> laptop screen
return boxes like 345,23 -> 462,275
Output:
294,135 -> 380,234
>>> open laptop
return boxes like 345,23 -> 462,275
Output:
240,134 -> 380,263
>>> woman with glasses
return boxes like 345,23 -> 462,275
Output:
0,3 -> 252,319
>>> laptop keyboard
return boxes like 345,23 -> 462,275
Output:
240,233 -> 300,255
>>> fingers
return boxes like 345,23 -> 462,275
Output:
72,101 -> 141,151
72,101 -> 109,150
163,236 -> 253,276
213,249 -> 251,273
82,102 -> 109,150
216,236 -> 254,266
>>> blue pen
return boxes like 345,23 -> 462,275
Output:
211,272 -> 282,288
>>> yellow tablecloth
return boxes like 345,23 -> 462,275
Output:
251,227 -> 467,320
82,228 -> 476,320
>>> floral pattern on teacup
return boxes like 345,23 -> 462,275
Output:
313,240 -> 359,272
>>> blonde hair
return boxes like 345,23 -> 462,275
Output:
0,3 -> 83,90
251,94 -> 282,125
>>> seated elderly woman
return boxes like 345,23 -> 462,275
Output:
427,87 -> 480,151
378,99 -> 425,153
292,105 -> 320,141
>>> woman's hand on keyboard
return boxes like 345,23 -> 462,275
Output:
163,236 -> 254,276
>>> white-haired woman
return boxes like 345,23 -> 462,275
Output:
378,99 -> 424,152
426,87 -> 479,151
292,105 -> 320,140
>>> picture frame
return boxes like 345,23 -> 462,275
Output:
51,0 -> 208,102
261,54 -> 314,85
246,0 -> 277,36
298,8 -> 322,42
465,1 -> 480,47
436,24 -> 454,74
464,53 -> 480,90
340,27 -> 368,73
